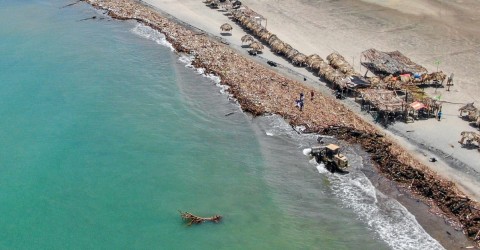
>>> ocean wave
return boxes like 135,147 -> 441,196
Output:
130,23 -> 174,51
317,154 -> 444,250
262,115 -> 443,250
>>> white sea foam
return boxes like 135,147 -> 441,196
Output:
131,24 -> 174,51
325,158 -> 443,250
261,115 -> 443,250
302,148 -> 312,156
131,23 -> 235,102
266,132 -> 274,136
178,54 -> 194,68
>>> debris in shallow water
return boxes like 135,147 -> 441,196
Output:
78,16 -> 97,22
179,211 -> 222,226
61,0 -> 82,9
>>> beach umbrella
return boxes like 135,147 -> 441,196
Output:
283,46 -> 298,59
252,26 -> 265,36
270,40 -> 285,53
293,53 -> 307,66
232,10 -> 242,20
306,54 -> 322,66
220,23 -> 233,32
259,31 -> 272,41
241,34 -> 254,44
256,29 -> 268,39
245,20 -> 257,30
281,43 -> 292,54
310,60 -> 323,70
267,34 -> 278,45
238,15 -> 248,24
250,41 -> 264,52
241,17 -> 252,26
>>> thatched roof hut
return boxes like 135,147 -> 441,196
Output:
270,39 -> 285,53
359,89 -> 405,113
285,48 -> 299,60
310,60 -> 323,71
220,23 -> 233,32
327,52 -> 355,75
459,102 -> 477,113
252,26 -> 264,36
459,103 -> 478,119
246,20 -> 257,30
256,29 -> 268,40
280,44 -> 293,56
241,34 -> 254,44
292,53 -> 307,66
361,48 -> 427,76
238,15 -> 248,24
306,54 -> 322,66
250,41 -> 264,52
231,10 -> 242,20
267,35 -> 278,45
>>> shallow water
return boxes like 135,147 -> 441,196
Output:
0,0 -> 443,249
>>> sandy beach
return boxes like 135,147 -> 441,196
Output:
139,0 -> 480,202
85,0 -> 480,247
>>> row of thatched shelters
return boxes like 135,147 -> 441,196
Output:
231,9 -> 308,66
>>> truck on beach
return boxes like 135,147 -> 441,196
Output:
309,144 -> 349,174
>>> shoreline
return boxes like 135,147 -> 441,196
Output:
84,0 -> 480,247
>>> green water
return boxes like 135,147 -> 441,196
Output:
0,1 -> 442,249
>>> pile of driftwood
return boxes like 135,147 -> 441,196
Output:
323,126 -> 480,243
179,211 -> 222,226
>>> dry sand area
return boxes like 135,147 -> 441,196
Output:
143,0 -> 480,201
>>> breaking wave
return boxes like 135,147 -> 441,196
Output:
262,115 -> 443,250
131,23 -> 174,51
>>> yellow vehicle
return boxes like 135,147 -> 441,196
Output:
310,144 -> 349,173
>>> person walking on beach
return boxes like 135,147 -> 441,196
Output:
437,110 -> 442,121
295,93 -> 305,111
310,90 -> 314,101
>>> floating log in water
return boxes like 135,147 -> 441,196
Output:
179,211 -> 222,226
77,16 -> 97,22
61,0 -> 83,8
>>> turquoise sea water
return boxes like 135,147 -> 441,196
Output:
0,1 -> 443,249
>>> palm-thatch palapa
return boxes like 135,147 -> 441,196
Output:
327,52 -> 355,75
252,26 -> 264,36
260,31 -> 273,41
220,23 -> 233,32
267,34 -> 278,45
292,53 -> 307,66
459,102 -> 478,120
241,34 -> 254,44
250,41 -> 264,52
306,54 -> 323,67
270,39 -> 285,53
310,60 -> 323,71
284,47 -> 299,60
